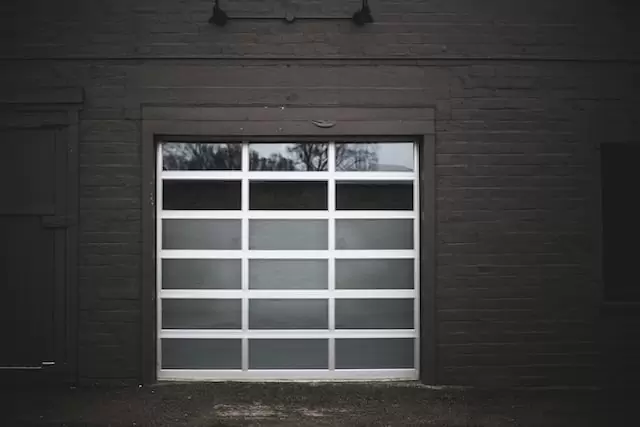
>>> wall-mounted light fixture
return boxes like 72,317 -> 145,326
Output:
352,0 -> 374,26
208,0 -> 229,26
208,0 -> 374,27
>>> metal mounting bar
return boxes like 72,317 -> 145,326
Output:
209,0 -> 374,26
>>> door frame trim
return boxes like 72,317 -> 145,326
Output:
141,105 -> 437,385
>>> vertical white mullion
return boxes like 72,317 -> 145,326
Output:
156,143 -> 164,374
413,142 -> 421,373
327,142 -> 336,371
241,142 -> 250,372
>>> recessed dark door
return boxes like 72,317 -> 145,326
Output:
0,128 -> 68,370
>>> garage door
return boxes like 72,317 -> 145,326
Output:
157,141 -> 419,380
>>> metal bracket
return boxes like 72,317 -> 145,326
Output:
311,120 -> 336,128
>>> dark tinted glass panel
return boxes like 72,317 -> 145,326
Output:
163,219 -> 241,250
250,220 -> 327,250
250,143 -> 328,171
336,143 -> 414,172
249,260 -> 328,289
336,259 -> 414,289
250,181 -> 327,210
249,299 -> 328,329
162,339 -> 241,369
601,143 -> 640,302
335,299 -> 414,329
162,143 -> 242,170
336,338 -> 414,369
249,339 -> 328,369
162,259 -> 241,289
162,299 -> 241,329
336,219 -> 413,250
163,181 -> 241,210
336,182 -> 413,210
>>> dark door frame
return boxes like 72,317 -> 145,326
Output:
0,87 -> 83,384
141,105 -> 437,384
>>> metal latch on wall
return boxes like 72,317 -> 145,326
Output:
41,215 -> 74,229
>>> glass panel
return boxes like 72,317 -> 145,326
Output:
335,299 -> 414,329
336,219 -> 413,250
336,338 -> 414,369
250,220 -> 328,250
250,181 -> 327,210
249,143 -> 328,171
249,339 -> 328,369
335,143 -> 414,172
161,339 -> 241,369
162,299 -> 241,329
163,180 -> 241,210
249,299 -> 328,329
162,143 -> 242,171
163,219 -> 241,250
162,259 -> 241,289
336,181 -> 413,210
249,260 -> 328,290
335,259 -> 414,289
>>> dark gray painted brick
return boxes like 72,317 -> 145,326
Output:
0,0 -> 638,387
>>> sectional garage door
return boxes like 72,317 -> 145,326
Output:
157,141 -> 420,380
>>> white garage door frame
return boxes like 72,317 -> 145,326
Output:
141,106 -> 436,384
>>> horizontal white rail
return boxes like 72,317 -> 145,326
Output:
160,289 -> 416,299
161,250 -> 415,259
160,329 -> 417,339
161,210 -> 416,220
158,369 -> 418,381
162,171 -> 416,181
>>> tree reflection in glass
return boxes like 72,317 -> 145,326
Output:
249,143 -> 329,171
336,143 -> 414,172
161,142 -> 412,172
162,143 -> 242,171
335,143 -> 379,171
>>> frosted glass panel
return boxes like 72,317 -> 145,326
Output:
335,259 -> 414,289
162,339 -> 241,369
162,259 -> 241,289
336,219 -> 413,250
162,299 -> 241,329
335,299 -> 414,329
336,339 -> 414,369
249,299 -> 328,329
163,180 -> 241,210
336,182 -> 413,210
250,181 -> 327,210
249,339 -> 328,369
163,219 -> 241,250
250,220 -> 328,250
250,260 -> 328,289
335,143 -> 414,172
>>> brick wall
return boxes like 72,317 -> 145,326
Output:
1,0 -> 638,59
1,0 -> 637,386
